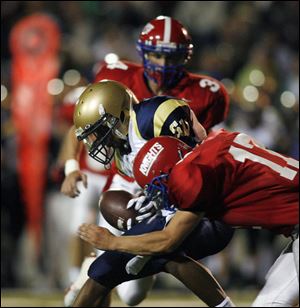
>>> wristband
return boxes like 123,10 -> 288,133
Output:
64,159 -> 80,176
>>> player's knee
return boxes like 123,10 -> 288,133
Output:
87,253 -> 118,289
252,282 -> 298,307
118,289 -> 147,306
116,277 -> 155,306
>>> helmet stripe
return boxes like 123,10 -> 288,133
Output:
163,16 -> 171,42
153,99 -> 188,137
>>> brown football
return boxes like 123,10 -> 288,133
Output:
99,190 -> 138,231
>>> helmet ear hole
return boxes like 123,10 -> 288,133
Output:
120,111 -> 125,123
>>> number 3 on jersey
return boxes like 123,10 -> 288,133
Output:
229,133 -> 299,180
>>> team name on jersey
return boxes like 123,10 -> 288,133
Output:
139,142 -> 164,176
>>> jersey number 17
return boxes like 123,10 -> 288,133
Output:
229,133 -> 299,180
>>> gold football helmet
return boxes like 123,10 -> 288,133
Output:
73,79 -> 138,165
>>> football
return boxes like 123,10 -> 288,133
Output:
99,190 -> 138,231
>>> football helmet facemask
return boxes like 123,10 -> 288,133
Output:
73,80 -> 138,165
137,16 -> 193,89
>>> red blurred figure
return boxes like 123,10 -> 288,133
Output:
10,14 -> 60,258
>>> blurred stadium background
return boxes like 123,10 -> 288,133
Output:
1,1 -> 299,307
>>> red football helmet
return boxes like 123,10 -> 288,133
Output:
136,16 -> 193,88
133,136 -> 192,189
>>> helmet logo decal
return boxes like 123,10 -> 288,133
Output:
142,23 -> 154,35
139,142 -> 164,176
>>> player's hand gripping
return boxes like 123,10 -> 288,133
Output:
78,223 -> 114,250
61,170 -> 88,198
127,195 -> 159,223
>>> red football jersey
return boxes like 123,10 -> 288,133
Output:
168,129 -> 299,236
94,60 -> 229,130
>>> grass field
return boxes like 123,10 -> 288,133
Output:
1,288 -> 258,307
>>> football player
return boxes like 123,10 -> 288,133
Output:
71,80 -> 235,307
55,86 -> 112,287
61,16 -> 230,306
79,132 -> 299,307
62,15 -> 229,196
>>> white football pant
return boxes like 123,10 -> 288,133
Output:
252,237 -> 299,307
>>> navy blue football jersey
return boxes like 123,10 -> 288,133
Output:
114,96 -> 196,176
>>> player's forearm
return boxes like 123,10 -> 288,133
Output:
110,231 -> 175,256
109,211 -> 203,255
79,212 -> 202,256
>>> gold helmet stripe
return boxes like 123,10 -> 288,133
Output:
130,108 -> 143,139
153,99 -> 188,137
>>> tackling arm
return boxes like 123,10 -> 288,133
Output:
78,210 -> 204,255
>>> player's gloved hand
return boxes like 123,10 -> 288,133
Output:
126,195 -> 159,223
